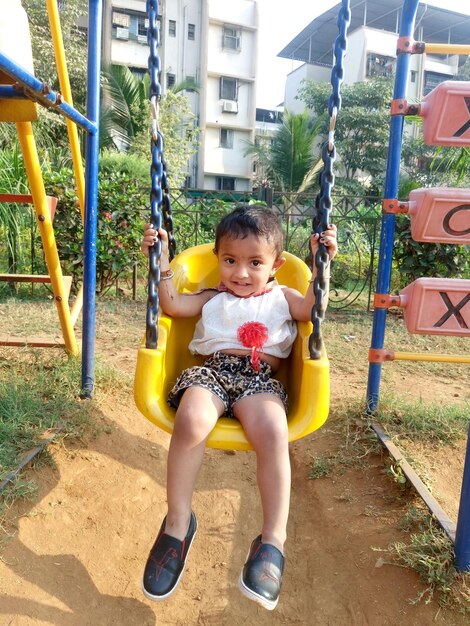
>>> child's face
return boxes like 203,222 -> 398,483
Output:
216,234 -> 284,297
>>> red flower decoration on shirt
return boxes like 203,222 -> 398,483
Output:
237,321 -> 268,371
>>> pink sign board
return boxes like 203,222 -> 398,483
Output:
400,278 -> 470,336
408,188 -> 470,244
421,81 -> 470,146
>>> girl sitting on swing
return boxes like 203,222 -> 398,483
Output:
140,205 -> 337,610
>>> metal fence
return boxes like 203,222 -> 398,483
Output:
167,189 -> 382,310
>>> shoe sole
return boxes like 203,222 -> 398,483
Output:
142,518 -> 198,601
238,573 -> 278,611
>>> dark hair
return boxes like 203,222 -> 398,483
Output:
214,205 -> 284,258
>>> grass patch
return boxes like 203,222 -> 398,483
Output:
307,397 -> 383,479
308,456 -> 334,479
372,393 -> 469,445
324,309 -> 470,383
0,351 -> 97,508
377,506 -> 470,612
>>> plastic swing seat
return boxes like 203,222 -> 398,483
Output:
134,243 -> 330,451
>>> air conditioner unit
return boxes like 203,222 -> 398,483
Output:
222,100 -> 238,113
116,27 -> 129,40
137,34 -> 148,44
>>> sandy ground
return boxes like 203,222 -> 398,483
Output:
0,339 -> 468,625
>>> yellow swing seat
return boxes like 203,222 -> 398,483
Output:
134,243 -> 330,450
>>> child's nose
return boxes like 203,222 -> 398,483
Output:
235,264 -> 249,277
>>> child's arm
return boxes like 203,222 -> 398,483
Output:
141,225 -> 214,317
284,224 -> 338,322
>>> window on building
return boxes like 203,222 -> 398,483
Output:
188,23 -> 195,40
216,176 -> 236,191
167,73 -> 176,89
219,77 -> 238,101
185,75 -> 197,92
423,71 -> 451,96
113,12 -> 130,28
223,26 -> 241,51
220,128 -> 234,149
256,108 -> 282,123
169,19 -> 176,37
129,66 -> 147,80
366,53 -> 395,78
138,16 -> 149,38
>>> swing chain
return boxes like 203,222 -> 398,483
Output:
146,0 -> 175,348
309,141 -> 335,360
309,0 -> 350,360
146,0 -> 162,349
328,0 -> 351,118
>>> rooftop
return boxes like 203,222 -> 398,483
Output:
278,0 -> 470,66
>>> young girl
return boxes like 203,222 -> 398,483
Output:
140,206 -> 337,610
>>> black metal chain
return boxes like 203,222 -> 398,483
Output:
145,0 -> 175,349
309,0 -> 351,360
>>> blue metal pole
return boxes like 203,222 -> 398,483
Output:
455,426 -> 470,571
366,0 -> 420,412
0,51 -> 97,134
81,0 -> 103,397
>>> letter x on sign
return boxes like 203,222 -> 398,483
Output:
453,97 -> 470,138
434,292 -> 470,329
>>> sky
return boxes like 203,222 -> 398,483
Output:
255,0 -> 470,110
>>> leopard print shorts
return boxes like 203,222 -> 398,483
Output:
167,352 -> 288,418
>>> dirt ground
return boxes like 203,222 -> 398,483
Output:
0,312 -> 469,625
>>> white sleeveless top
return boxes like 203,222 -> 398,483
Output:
189,284 -> 297,358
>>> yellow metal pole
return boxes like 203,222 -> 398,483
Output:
394,351 -> 470,364
46,0 -> 87,328
424,43 -> 470,56
16,121 -> 79,356
45,0 -> 85,219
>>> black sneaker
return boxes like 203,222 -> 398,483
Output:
239,535 -> 285,610
142,512 -> 197,600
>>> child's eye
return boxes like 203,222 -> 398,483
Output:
225,258 -> 235,265
251,260 -> 261,267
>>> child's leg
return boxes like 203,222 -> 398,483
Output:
233,394 -> 290,552
142,386 -> 224,601
165,386 -> 225,540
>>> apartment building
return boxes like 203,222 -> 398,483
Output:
279,0 -> 470,113
102,0 -> 259,191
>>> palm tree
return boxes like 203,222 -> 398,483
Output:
100,64 -> 149,152
100,65 -> 200,153
245,109 -> 323,194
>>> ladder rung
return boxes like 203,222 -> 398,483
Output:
0,274 -> 52,283
0,336 -> 66,348
0,194 -> 58,220
0,275 -> 72,299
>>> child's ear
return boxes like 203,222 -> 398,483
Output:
272,257 -> 286,273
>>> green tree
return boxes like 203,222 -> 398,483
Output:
244,109 -> 322,193
23,0 -> 88,109
298,78 -> 394,195
16,0 -> 88,154
101,65 -> 200,188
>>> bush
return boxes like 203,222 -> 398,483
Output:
42,166 -> 148,294
393,214 -> 469,288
